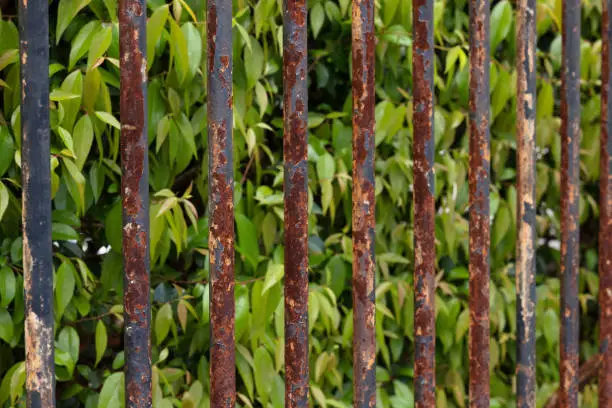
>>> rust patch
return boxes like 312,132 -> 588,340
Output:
352,0 -> 376,405
412,0 -> 436,405
559,0 -> 581,404
283,0 -> 309,406
120,0 -> 152,405
600,0 -> 612,404
468,0 -> 491,405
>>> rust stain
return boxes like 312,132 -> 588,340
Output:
600,0 -> 612,404
352,0 -> 376,405
412,0 -> 436,405
559,0 -> 581,404
283,0 -> 309,406
119,0 -> 152,405
468,0 -> 491,405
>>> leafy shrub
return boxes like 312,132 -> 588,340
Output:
0,0 -> 606,406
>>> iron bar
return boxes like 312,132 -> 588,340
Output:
207,0 -> 236,404
351,0 -> 376,405
412,0 -> 436,403
516,0 -> 537,405
560,0 -> 581,404
600,0 -> 612,403
119,0 -> 152,405
283,0 -> 309,405
19,0 -> 55,405
468,0 -> 491,404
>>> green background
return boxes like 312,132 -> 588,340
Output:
0,0 -> 607,405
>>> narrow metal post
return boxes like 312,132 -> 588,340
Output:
599,0 -> 612,403
468,0 -> 491,404
119,0 -> 152,405
19,0 -> 55,405
283,0 -> 309,405
351,0 -> 376,405
207,0 -> 236,404
560,0 -> 580,404
412,0 -> 436,404
516,0 -> 537,404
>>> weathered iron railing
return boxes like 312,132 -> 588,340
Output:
16,0 -> 612,405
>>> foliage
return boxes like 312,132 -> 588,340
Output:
0,0 -> 607,406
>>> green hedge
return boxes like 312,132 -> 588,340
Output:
0,0 -> 606,406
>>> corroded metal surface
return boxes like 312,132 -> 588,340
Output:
412,0 -> 436,404
207,0 -> 236,405
119,0 -> 152,405
351,0 -> 376,405
560,0 -> 580,404
19,0 -> 55,405
516,0 -> 537,405
600,0 -> 612,404
468,0 -> 491,405
283,0 -> 309,406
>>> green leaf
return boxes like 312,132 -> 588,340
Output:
50,90 -> 81,101
0,127 -> 14,177
244,37 -> 264,90
147,5 -> 170,69
98,372 -> 125,408
254,347 -> 274,403
317,153 -> 336,181
262,263 -> 284,294
0,309 -> 13,343
311,3 -> 325,39
236,213 -> 260,270
95,320 -> 108,366
155,303 -> 173,345
73,115 -> 94,170
0,266 -> 16,308
0,363 -> 24,405
58,326 -> 80,364
169,19 -> 189,83
95,111 -> 121,129
57,0 -> 93,44
55,261 -> 77,319
181,22 -> 202,78
87,25 -> 113,70
490,0 -> 513,51
0,182 -> 9,223
52,223 -> 80,241
62,157 -> 86,213
69,21 -> 100,69
57,127 -> 75,156
236,351 -> 254,399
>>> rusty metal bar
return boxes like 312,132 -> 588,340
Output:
600,0 -> 612,403
412,0 -> 436,404
207,0 -> 236,405
351,0 -> 376,405
516,0 -> 537,405
19,0 -> 55,405
468,0 -> 491,404
283,0 -> 309,406
560,0 -> 580,404
119,0 -> 152,405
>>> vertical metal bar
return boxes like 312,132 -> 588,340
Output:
468,0 -> 491,405
352,0 -> 376,405
412,0 -> 436,404
560,0 -> 580,404
516,0 -> 537,404
119,0 -> 151,406
599,0 -> 612,403
19,0 -> 55,406
207,0 -> 236,404
283,0 -> 309,405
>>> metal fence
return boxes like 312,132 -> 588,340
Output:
16,0 -> 612,405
